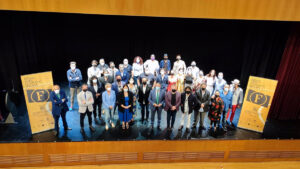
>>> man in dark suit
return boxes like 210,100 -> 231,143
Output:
194,83 -> 211,132
88,76 -> 103,124
148,82 -> 165,130
138,77 -> 151,124
50,85 -> 71,136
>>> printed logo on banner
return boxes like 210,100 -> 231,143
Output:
26,89 -> 52,103
246,89 -> 270,107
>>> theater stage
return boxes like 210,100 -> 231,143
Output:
1,83 -> 299,143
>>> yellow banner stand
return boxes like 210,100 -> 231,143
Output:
21,71 -> 54,134
238,76 -> 278,133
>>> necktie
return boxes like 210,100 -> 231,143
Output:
84,92 -> 86,100
156,90 -> 159,104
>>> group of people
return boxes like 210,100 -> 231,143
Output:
50,54 -> 244,136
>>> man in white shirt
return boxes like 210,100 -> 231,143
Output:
97,58 -> 109,73
87,60 -> 101,85
144,54 -> 160,76
187,61 -> 200,79
172,54 -> 186,74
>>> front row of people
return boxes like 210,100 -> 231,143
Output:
50,81 -> 241,136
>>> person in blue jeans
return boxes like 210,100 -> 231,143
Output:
159,53 -> 171,74
219,84 -> 233,131
67,61 -> 82,110
102,83 -> 116,130
50,85 -> 72,136
117,84 -> 134,130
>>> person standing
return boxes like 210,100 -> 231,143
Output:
50,85 -> 71,136
148,82 -> 165,130
132,56 -> 144,85
87,60 -> 101,85
176,68 -> 185,93
179,86 -> 197,134
214,72 -> 227,94
117,85 -> 134,130
155,69 -> 169,91
98,58 -> 109,73
102,83 -> 116,130
77,84 -> 95,133
194,70 -> 206,92
128,78 -> 138,123
115,64 -> 130,83
123,58 -> 132,76
139,68 -> 156,88
209,90 -> 224,133
159,53 -> 171,74
184,68 -> 194,89
167,71 -> 177,92
206,69 -> 216,96
99,69 -> 114,87
138,77 -> 151,124
226,79 -> 243,128
172,54 -> 186,74
88,76 -> 103,123
219,84 -> 233,131
193,83 -> 211,132
144,54 -> 160,75
107,61 -> 118,82
67,61 -> 82,110
187,61 -> 200,80
164,84 -> 181,131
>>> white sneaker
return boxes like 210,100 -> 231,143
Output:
105,125 -> 109,130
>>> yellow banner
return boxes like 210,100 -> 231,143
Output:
238,76 -> 278,133
21,71 -> 54,134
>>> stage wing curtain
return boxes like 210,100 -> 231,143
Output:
268,23 -> 300,120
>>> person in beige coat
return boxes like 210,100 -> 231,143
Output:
77,84 -> 95,133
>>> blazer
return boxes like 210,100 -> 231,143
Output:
77,91 -> 94,113
148,88 -> 166,112
117,91 -> 134,113
102,90 -> 116,109
138,84 -> 151,104
195,89 -> 211,112
164,91 -> 181,111
156,75 -> 169,90
88,83 -> 102,103
112,81 -> 125,94
50,90 -> 69,116
181,93 -> 197,114
115,70 -> 130,83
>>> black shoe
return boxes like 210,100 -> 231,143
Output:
178,125 -> 183,131
64,127 -> 72,131
89,126 -> 96,132
230,123 -> 235,128
80,128 -> 84,134
223,126 -> 227,132
186,128 -> 190,133
157,126 -> 161,131
200,126 -> 206,130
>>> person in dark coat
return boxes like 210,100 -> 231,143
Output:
179,86 -> 198,133
138,77 -> 152,124
88,76 -> 103,123
117,84 -> 134,130
50,85 -> 71,136
193,83 -> 211,132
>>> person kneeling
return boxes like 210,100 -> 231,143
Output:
77,84 -> 95,133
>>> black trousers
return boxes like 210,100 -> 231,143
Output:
80,109 -> 92,128
92,101 -> 102,119
140,103 -> 149,122
53,109 -> 68,132
167,110 -> 177,128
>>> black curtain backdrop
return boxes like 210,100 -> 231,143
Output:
0,11 -> 291,92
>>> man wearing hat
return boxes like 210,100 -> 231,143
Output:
159,53 -> 171,74
226,79 -> 243,127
